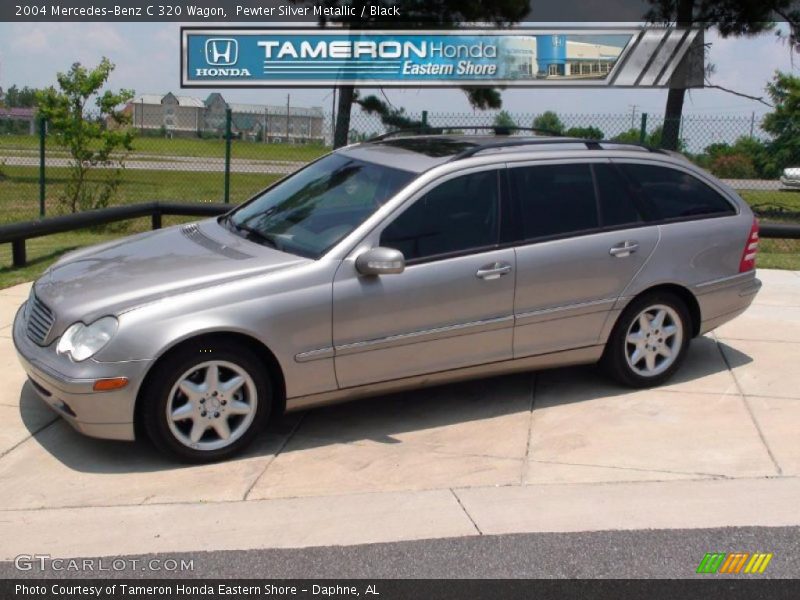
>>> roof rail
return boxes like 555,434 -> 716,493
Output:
449,138 -> 667,161
368,125 -> 562,142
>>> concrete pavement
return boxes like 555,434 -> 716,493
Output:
0,269 -> 798,560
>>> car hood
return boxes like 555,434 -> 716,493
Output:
34,219 -> 308,334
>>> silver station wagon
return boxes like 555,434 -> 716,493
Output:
14,133 -> 762,461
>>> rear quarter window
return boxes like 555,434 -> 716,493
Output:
618,163 -> 736,221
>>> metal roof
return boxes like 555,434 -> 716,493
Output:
130,93 -> 323,117
132,94 -> 204,108
228,103 -> 324,117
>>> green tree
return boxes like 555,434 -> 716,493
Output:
612,125 -> 686,151
565,126 -> 604,140
645,0 -> 800,151
1,84 -> 40,108
353,94 -> 430,133
36,58 -> 134,213
532,111 -> 565,135
694,136 -> 775,178
310,0 -> 529,147
763,70 -> 800,174
493,110 -> 517,129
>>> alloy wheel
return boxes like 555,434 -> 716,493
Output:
624,304 -> 684,378
166,360 -> 258,451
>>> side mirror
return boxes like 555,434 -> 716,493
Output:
355,247 -> 405,276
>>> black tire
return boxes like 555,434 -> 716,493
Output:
141,341 -> 271,463
601,291 -> 692,388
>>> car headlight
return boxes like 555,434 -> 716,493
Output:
56,316 -> 118,362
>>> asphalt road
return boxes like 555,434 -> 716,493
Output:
1,155 -> 305,175
2,526 -> 798,579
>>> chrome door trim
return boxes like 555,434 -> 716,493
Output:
334,315 -> 514,357
694,271 -> 755,293
287,344 -> 604,409
295,347 -> 335,363
515,298 -> 617,327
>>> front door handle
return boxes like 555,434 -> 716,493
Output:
609,241 -> 639,258
476,262 -> 512,280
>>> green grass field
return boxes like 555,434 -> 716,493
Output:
739,189 -> 800,220
0,134 -> 330,163
0,165 -> 280,223
0,163 -> 798,288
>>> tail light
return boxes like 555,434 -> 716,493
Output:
739,217 -> 759,272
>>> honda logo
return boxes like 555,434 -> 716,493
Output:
205,39 -> 238,66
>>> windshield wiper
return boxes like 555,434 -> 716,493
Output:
229,220 -> 279,249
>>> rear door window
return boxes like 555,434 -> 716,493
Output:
618,163 -> 736,221
508,163 -> 599,240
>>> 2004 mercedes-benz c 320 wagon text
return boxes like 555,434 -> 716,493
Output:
14,134 -> 762,461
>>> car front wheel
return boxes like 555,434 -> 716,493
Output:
142,342 -> 271,462
602,292 -> 691,388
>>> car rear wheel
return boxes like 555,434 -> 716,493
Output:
602,292 -> 691,388
142,342 -> 271,462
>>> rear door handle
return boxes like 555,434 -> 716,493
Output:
476,262 -> 512,280
609,241 -> 639,258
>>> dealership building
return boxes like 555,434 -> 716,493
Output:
126,92 -> 326,143
504,35 -> 624,78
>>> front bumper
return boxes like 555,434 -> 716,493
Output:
780,176 -> 800,188
12,304 -> 151,441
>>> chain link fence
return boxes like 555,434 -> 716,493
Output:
1,107 -> 798,263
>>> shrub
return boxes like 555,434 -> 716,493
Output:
565,126 -> 604,140
709,153 -> 757,179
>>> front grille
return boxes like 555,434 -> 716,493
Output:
26,293 -> 55,346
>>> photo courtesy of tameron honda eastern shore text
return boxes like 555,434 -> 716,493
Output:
13,132 -> 762,462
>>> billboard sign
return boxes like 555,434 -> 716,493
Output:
181,28 -> 702,88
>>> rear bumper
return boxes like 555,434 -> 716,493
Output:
695,272 -> 761,335
12,304 -> 149,441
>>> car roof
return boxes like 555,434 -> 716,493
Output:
337,134 -> 678,174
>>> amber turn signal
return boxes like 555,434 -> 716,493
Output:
92,377 -> 129,392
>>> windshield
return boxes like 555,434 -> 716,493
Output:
226,154 -> 415,258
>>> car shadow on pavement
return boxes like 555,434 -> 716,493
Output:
16,335 -> 753,475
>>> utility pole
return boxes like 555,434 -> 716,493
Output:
286,93 -> 290,144
629,104 -> 638,130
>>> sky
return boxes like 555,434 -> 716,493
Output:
0,21 -> 797,121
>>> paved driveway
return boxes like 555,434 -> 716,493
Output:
0,269 -> 798,559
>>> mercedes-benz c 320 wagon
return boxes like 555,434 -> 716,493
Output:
14,133 -> 762,461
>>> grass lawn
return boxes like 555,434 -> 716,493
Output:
0,165 -> 280,223
736,190 -> 800,269
0,134 -> 330,163
738,189 -> 800,221
0,165 -> 798,287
